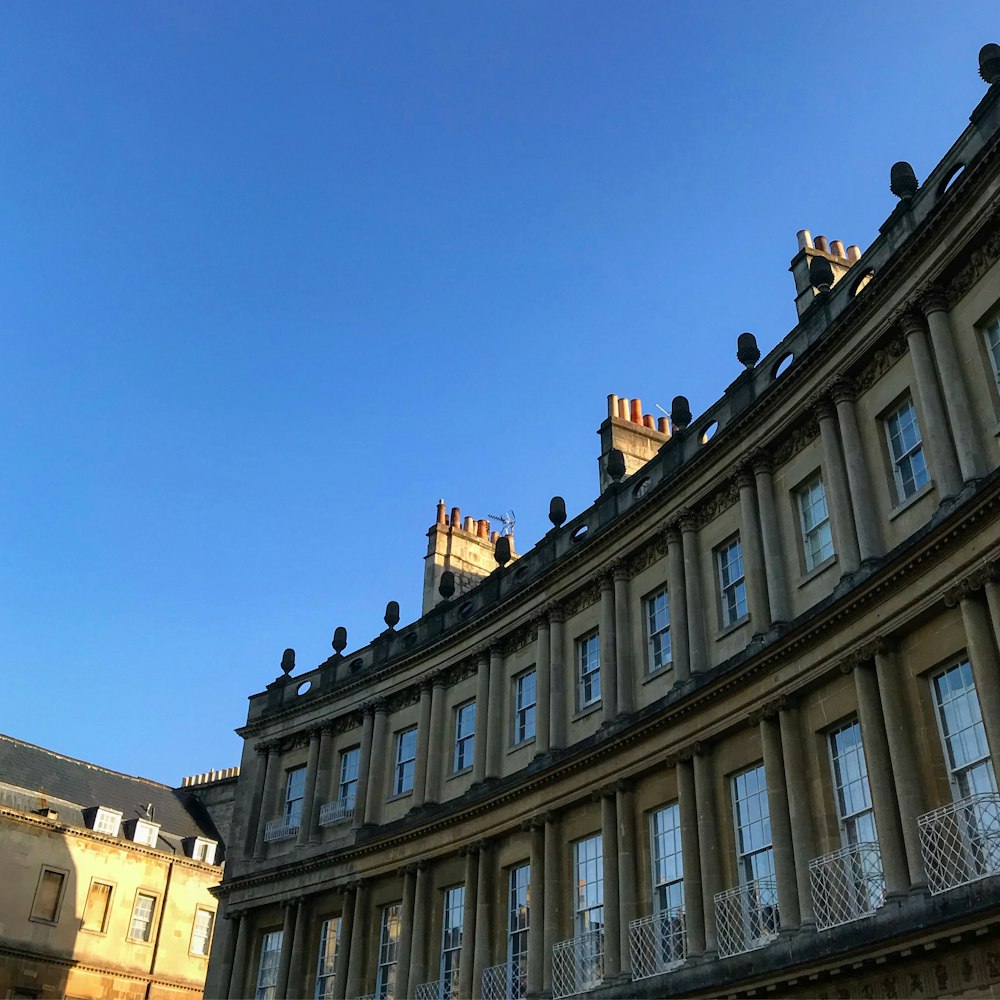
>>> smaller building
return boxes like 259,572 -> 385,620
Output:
0,734 -> 236,1000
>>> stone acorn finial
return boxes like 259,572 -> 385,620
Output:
890,161 -> 919,201
549,496 -> 567,528
607,448 -> 626,483
670,396 -> 692,431
809,255 -> 835,292
280,648 -> 295,676
980,43 -> 1000,85
384,601 -> 400,630
438,570 -> 456,600
494,534 -> 512,568
737,332 -> 761,369
332,627 -> 347,656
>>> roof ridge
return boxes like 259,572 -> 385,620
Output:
0,733 -> 174,791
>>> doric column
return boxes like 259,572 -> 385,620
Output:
752,452 -> 790,624
676,756 -> 704,955
310,725 -> 335,844
535,615 -> 551,754
227,908 -> 251,1000
872,644 -> 927,888
352,706 -> 376,830
548,606 -> 567,749
297,730 -> 322,845
473,652 -> 491,782
679,510 -> 708,674
459,847 -> 479,1000
899,309 -> 961,498
831,378 -> 882,562
486,645 -> 505,779
759,714 -> 799,929
424,674 -> 447,803
249,744 -> 273,858
275,899 -> 298,999
693,746 -> 720,954
615,783 -> 637,977
527,821 -> 545,996
612,562 -> 634,715
395,866 -> 418,1000
919,286 -> 985,483
472,842 -> 494,1000
542,814 -> 560,993
363,701 -> 388,826
331,886 -> 356,1000
777,703 -> 816,924
599,574 -> 619,723
345,881 -> 368,1000
735,463 -> 771,634
957,592 -> 1000,765
850,654 -> 910,895
813,393 -> 861,574
599,790 -> 621,979
285,897 -> 309,998
411,682 -> 434,808
665,521 -> 690,682
408,863 -> 431,997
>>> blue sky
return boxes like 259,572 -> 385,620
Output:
1,4 -> 996,784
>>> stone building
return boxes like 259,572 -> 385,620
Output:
208,45 -> 1000,1000
0,734 -> 236,1000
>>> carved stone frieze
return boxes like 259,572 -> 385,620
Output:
947,223 -> 1000,304
696,478 -> 740,528
853,332 -> 907,393
771,414 -> 821,464
561,577 -> 601,617
943,559 -> 1000,606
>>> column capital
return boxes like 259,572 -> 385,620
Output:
838,635 -> 892,671
362,697 -> 388,716
531,608 -> 551,631
808,388 -> 837,421
732,459 -> 755,489
597,570 -> 614,592
944,563 -> 1000,606
916,282 -> 949,315
398,862 -> 420,877
254,742 -> 272,757
591,784 -> 618,802
749,448 -> 774,475
609,557 -> 629,582
895,304 -> 927,339
542,600 -> 565,623
459,842 -> 481,857
675,507 -> 698,532
827,374 -> 858,405
430,668 -> 450,689
662,517 -> 683,543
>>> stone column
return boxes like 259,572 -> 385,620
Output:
331,886 -> 356,1000
345,881 -> 368,1000
958,593 -> 1000,764
679,511 -> 708,674
831,378 -> 882,562
919,286 -> 985,483
693,746 -> 720,954
412,682 -> 434,808
542,814 -> 560,993
752,452 -> 790,624
285,897 -> 308,998
275,899 -> 298,999
310,725 -> 335,844
249,745 -> 273,858
472,842 -> 494,1000
615,783 -> 637,977
899,309 -> 961,499
425,674 -> 447,803
676,756 -> 704,956
487,646 -> 505,779
873,645 -> 927,888
352,706 -> 376,830
851,656 -> 910,895
613,562 -> 634,715
459,847 -> 479,1000
209,903 -> 237,1000
599,574 -> 619,723
527,822 -> 545,996
600,790 -> 621,979
473,652 -> 491,782
363,701 -> 388,826
395,867 -> 418,1000
535,616 -> 551,754
409,863 -> 431,997
227,908 -> 251,1000
665,521 -> 690,682
736,464 -> 772,634
813,394 -> 861,574
549,606 -> 567,750
777,703 -> 816,925
297,730 -> 322,845
759,714 -> 800,930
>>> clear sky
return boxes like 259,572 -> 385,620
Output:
1,4 -> 996,784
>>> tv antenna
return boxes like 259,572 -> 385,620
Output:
488,510 -> 516,536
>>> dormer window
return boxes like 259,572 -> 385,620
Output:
92,807 -> 122,837
131,819 -> 160,847
189,837 -> 218,864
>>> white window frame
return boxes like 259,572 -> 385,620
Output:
284,766 -> 306,828
983,309 -> 1000,388
191,837 -> 218,864
255,930 -> 283,1000
190,907 -> 215,957
650,803 -> 684,915
314,916 -> 340,999
573,834 -> 604,937
717,536 -> 748,627
132,819 -> 160,848
338,747 -> 360,808
438,886 -> 464,999
827,720 -> 877,847
577,633 -> 601,710
453,701 -> 476,773
507,863 -> 530,999
884,396 -> 930,502
513,670 -> 536,745
797,475 -> 834,571
375,903 -> 401,1000
128,891 -> 158,943
731,763 -> 774,886
645,587 -> 671,672
394,727 -> 418,795
93,806 -> 122,836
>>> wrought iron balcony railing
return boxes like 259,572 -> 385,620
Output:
919,792 -> 1000,894
263,818 -> 299,843
810,842 -> 886,930
319,798 -> 355,826
714,878 -> 779,958
629,906 -> 687,981
482,960 -> 527,1000
552,929 -> 604,999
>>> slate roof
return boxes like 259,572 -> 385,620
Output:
0,733 -> 220,849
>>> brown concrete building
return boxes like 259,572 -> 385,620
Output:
0,735 -> 236,1000
208,44 -> 1000,1000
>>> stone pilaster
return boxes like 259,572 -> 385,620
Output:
472,842 -> 494,999
752,451 -> 789,623
310,725 -> 335,844
344,881 -> 368,999
249,745 -> 272,858
527,821 -> 545,996
486,645 -> 505,779
759,714 -> 799,929
693,745 -> 720,955
363,701 -> 388,826
331,886 -> 356,999
535,615 -> 551,754
599,574 -> 618,723
473,652 -> 490,783
352,706 -> 376,830
599,790 -> 621,979
274,899 -> 298,999
679,510 -> 708,674
676,755 -> 704,955
424,675 -> 447,803
612,562 -> 634,715
777,704 -> 816,924
226,909 -> 250,1000
812,392 -> 861,574
297,730 -> 322,845
459,847 -> 479,1000
411,682 -> 433,808
548,605 -> 567,750
735,463 -> 771,634
665,521 -> 690,682
395,867 -> 418,999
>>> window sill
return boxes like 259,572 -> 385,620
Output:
28,916 -> 59,927
889,479 -> 935,520
386,789 -> 414,803
508,737 -> 536,755
797,554 -> 838,588
572,701 -> 602,722
446,766 -> 473,782
642,664 -> 674,685
716,615 -> 750,641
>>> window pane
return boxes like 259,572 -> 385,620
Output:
32,870 -> 65,922
82,882 -> 112,932
314,917 -> 340,999
129,894 -> 156,942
